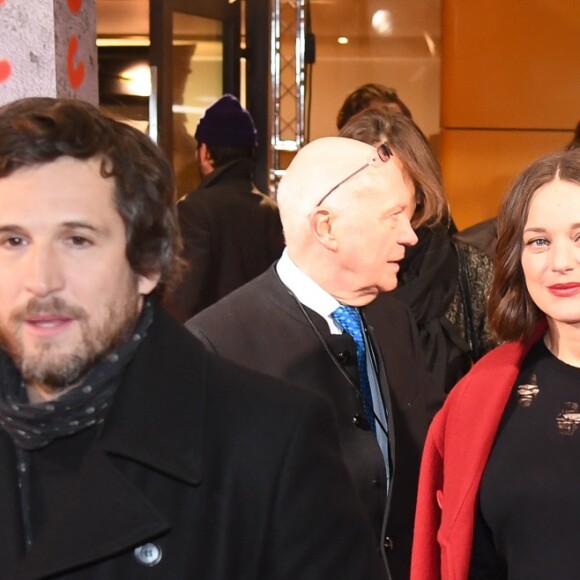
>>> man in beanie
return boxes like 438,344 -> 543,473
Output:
165,94 -> 284,321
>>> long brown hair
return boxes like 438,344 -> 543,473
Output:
339,106 -> 448,228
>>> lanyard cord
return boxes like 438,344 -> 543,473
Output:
288,290 -> 389,439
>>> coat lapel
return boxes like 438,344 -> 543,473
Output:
362,294 -> 426,416
15,450 -> 170,580
97,306 -> 206,486
261,266 -> 320,328
441,334 -> 543,538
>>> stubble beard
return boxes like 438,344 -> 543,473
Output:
0,287 -> 141,397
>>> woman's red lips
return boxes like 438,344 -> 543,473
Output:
549,283 -> 580,289
548,283 -> 580,297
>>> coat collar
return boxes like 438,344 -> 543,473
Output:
10,305 -> 209,579
261,265 -> 324,328
98,304 -> 207,486
197,157 -> 254,191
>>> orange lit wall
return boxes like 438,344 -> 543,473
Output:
441,1 -> 580,229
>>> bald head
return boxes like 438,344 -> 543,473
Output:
277,137 -> 377,247
277,137 -> 375,211
276,136 -> 418,305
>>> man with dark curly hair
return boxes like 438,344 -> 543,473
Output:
0,97 -> 386,580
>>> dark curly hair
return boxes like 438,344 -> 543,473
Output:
0,97 -> 182,298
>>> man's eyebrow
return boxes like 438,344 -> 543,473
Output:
60,221 -> 115,238
60,221 -> 101,232
0,222 -> 110,236
0,224 -> 27,234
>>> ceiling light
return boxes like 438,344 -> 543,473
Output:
337,36 -> 349,45
371,10 -> 393,35
423,32 -> 436,56
118,64 -> 151,97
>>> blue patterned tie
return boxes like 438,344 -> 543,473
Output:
331,305 -> 376,434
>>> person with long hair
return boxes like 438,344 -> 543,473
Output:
340,106 -> 496,401
411,148 -> 580,579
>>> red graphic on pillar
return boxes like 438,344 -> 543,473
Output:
67,36 -> 85,89
0,0 -> 9,84
67,0 -> 82,13
0,60 -> 11,84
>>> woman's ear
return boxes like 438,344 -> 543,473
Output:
309,207 -> 338,251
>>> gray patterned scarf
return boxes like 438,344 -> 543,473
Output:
0,300 -> 154,450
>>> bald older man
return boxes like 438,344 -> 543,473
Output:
187,135 -> 441,579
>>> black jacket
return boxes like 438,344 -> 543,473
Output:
391,225 -> 496,397
188,267 -> 439,580
1,305 -> 386,580
165,159 -> 284,321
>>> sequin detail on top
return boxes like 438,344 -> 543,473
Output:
516,373 -> 540,407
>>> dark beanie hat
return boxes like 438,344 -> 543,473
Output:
194,94 -> 258,148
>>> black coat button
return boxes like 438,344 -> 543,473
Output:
337,351 -> 351,364
384,536 -> 394,551
352,413 -> 371,430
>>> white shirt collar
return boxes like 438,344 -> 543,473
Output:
276,249 -> 342,334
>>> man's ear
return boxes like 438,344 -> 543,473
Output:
197,143 -> 214,175
138,272 -> 161,296
198,142 -> 209,161
309,207 -> 338,251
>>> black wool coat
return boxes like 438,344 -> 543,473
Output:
165,158 -> 285,321
0,305 -> 387,580
188,266 -> 442,580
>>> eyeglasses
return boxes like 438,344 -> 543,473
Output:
314,142 -> 393,207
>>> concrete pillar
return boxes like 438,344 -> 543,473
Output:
0,0 -> 98,106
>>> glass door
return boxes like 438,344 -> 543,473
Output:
150,0 -> 240,198
171,13 -> 224,197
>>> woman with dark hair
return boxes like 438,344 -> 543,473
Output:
340,107 -> 496,400
411,148 -> 580,579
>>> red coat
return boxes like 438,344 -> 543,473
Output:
410,326 -> 545,579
